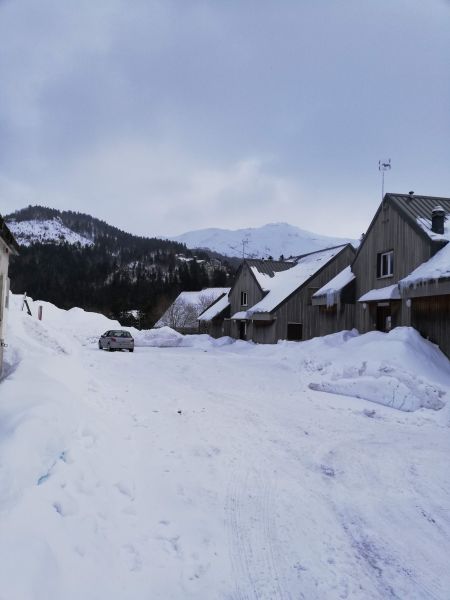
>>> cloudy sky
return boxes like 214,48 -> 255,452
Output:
0,0 -> 449,238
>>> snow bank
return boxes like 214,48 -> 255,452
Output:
133,326 -> 184,347
5,295 -> 449,414
306,327 -> 449,411
7,295 -> 234,351
9,295 -> 128,345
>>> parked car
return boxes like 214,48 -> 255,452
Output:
98,330 -> 134,352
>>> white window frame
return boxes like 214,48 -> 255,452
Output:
378,250 -> 394,278
240,291 -> 248,306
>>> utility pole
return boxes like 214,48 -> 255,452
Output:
241,238 -> 249,260
378,158 -> 391,200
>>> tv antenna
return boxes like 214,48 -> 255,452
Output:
378,158 -> 391,200
241,238 -> 249,259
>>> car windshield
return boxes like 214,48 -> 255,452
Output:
111,331 -> 132,338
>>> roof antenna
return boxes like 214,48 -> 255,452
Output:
241,238 -> 249,260
378,158 -> 391,200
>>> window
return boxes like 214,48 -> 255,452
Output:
287,323 -> 303,341
377,251 -> 394,278
240,291 -> 248,306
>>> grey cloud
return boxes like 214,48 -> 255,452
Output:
0,0 -> 449,237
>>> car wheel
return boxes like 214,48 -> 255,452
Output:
108,346 -> 114,352
129,348 -> 134,353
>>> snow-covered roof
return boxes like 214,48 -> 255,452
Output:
174,288 -> 230,307
416,217 -> 450,242
313,266 -> 355,307
399,242 -> 450,290
247,246 -> 346,315
247,260 -> 293,292
198,293 -> 230,321
358,284 -> 400,303
156,288 -> 230,328
231,311 -> 249,320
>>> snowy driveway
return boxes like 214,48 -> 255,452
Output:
1,309 -> 450,599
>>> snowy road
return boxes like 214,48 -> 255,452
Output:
1,304 -> 450,599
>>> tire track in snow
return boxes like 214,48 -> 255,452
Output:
226,468 -> 290,600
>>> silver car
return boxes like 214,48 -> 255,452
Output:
98,330 -> 134,352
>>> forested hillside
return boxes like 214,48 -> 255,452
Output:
6,206 -> 233,327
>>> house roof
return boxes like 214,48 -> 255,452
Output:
312,266 -> 355,306
244,259 -> 294,292
246,259 -> 293,278
399,242 -> 450,290
387,193 -> 450,242
198,292 -> 230,321
0,214 -> 20,254
358,284 -> 401,303
247,245 -> 350,315
156,287 -> 230,328
228,257 -> 294,298
354,193 -> 450,262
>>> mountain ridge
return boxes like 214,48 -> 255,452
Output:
171,222 -> 357,259
4,205 -> 231,327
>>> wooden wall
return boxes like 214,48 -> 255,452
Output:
353,200 -> 432,332
229,263 -> 264,318
411,295 -> 450,358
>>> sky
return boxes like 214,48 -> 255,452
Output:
0,0 -> 449,239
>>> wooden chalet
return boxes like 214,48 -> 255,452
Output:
0,215 -> 19,374
225,245 -> 355,343
314,193 -> 450,358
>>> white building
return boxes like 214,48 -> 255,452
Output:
0,216 -> 19,375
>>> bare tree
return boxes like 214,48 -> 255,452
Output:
158,292 -> 218,329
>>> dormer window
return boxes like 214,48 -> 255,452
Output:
240,291 -> 248,306
377,250 -> 394,278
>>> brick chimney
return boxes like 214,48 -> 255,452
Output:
431,205 -> 445,235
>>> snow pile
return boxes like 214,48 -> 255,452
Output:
247,246 -> 346,315
133,326 -> 184,347
9,295 -> 126,345
400,241 -> 450,289
306,328 -> 449,411
7,295 -> 232,351
7,218 -> 94,247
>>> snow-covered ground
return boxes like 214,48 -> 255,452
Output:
1,296 -> 450,599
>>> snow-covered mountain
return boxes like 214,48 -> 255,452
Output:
7,217 -> 94,247
172,223 -> 357,258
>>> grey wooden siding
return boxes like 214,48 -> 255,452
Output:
229,263 -> 264,339
411,295 -> 450,358
353,200 -> 432,332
